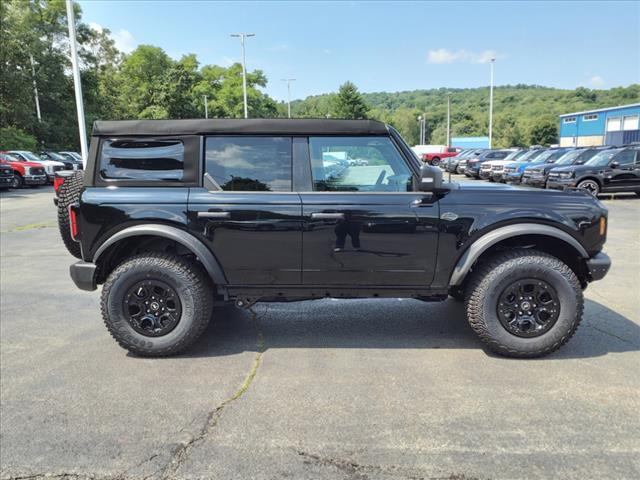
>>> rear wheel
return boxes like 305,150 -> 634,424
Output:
431,157 -> 441,166
465,249 -> 583,358
101,253 -> 213,356
57,171 -> 84,258
576,179 -> 600,196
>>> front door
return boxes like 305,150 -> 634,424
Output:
188,136 -> 302,285
300,136 -> 439,286
604,147 -> 640,191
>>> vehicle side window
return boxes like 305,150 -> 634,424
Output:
447,147 -> 456,153
614,150 -> 635,166
100,139 -> 184,181
205,136 -> 292,191
309,136 -> 412,192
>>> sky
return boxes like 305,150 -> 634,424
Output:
78,1 -> 640,102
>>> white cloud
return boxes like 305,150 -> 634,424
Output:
589,75 -> 605,87
322,48 -> 331,55
89,22 -> 136,54
427,48 -> 502,64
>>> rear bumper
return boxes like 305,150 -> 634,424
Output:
586,252 -> 611,282
70,261 -> 97,291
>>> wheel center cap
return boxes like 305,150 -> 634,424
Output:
150,301 -> 160,311
521,301 -> 532,311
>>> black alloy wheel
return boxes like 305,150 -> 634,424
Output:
124,279 -> 182,337
496,279 -> 560,338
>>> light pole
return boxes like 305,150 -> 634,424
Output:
488,57 -> 495,148
65,0 -> 88,166
204,95 -> 208,119
230,32 -> 255,119
417,116 -> 423,145
29,54 -> 41,123
446,93 -> 451,148
281,78 -> 296,118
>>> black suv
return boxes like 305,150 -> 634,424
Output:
62,119 -> 611,358
547,144 -> 640,196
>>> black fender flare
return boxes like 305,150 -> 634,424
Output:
93,224 -> 228,286
449,223 -> 589,286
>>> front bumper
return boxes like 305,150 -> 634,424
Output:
491,171 -> 504,181
521,175 -> 546,188
547,178 -> 576,190
479,169 -> 492,179
503,172 -> 522,183
70,261 -> 97,291
24,175 -> 48,185
465,167 -> 480,177
586,252 -> 611,281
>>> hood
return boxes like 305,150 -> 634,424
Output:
35,159 -> 66,167
550,164 -> 602,175
2,159 -> 44,168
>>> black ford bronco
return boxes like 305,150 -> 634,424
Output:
60,119 -> 611,358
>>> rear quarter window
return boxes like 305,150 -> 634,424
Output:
100,139 -> 184,181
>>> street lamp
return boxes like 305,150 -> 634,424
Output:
446,93 -> 451,148
281,78 -> 296,118
488,57 -> 496,148
230,32 -> 255,119
417,115 -> 426,145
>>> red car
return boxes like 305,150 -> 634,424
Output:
412,145 -> 463,166
0,152 -> 48,188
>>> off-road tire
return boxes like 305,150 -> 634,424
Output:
101,252 -> 213,356
57,171 -> 84,258
465,249 -> 583,358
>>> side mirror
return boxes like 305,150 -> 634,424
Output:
610,161 -> 619,168
416,164 -> 445,192
575,159 -> 585,165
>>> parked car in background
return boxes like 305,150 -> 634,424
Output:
486,149 -> 529,182
521,148 -> 574,187
0,162 -> 14,189
455,149 -> 485,174
8,150 -> 64,182
40,151 -> 83,170
412,145 -> 462,166
444,148 -> 474,173
479,149 -> 526,181
465,149 -> 512,178
547,144 -> 640,196
0,152 -> 48,188
58,151 -> 82,162
502,149 -> 546,184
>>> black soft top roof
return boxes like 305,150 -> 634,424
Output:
92,118 -> 389,136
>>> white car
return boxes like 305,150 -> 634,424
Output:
480,150 -> 528,182
8,150 -> 65,182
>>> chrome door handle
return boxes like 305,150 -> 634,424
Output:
198,211 -> 230,219
311,212 -> 345,220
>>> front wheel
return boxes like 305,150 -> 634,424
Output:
465,249 -> 583,358
430,157 -> 441,166
11,174 -> 23,189
101,253 -> 213,356
577,179 -> 600,196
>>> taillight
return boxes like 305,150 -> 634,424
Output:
53,176 -> 65,193
68,204 -> 79,241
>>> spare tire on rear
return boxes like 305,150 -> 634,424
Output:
57,171 -> 84,259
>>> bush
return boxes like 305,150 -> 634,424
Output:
0,126 -> 38,151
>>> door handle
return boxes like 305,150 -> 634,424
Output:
311,212 -> 345,220
198,211 -> 230,219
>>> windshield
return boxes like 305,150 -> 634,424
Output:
46,152 -> 66,161
517,149 -> 543,162
503,150 -> 525,161
585,149 -> 622,167
554,149 -> 583,165
17,151 -> 42,162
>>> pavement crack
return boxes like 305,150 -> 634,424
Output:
158,307 -> 266,479
589,324 -> 634,344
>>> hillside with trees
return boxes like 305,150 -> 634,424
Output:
1,1 -> 638,150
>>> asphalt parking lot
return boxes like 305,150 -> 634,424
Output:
1,184 -> 639,480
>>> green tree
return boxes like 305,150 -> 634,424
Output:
331,81 -> 369,119
528,116 -> 558,146
0,126 -> 37,150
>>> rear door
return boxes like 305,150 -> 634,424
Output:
187,136 -> 302,285
300,136 -> 439,287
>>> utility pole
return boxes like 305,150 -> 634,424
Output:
417,116 -> 423,145
446,93 -> 451,148
230,32 -> 255,118
281,78 -> 296,118
29,54 -> 41,123
204,95 -> 208,119
65,0 -> 88,166
489,57 -> 495,148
